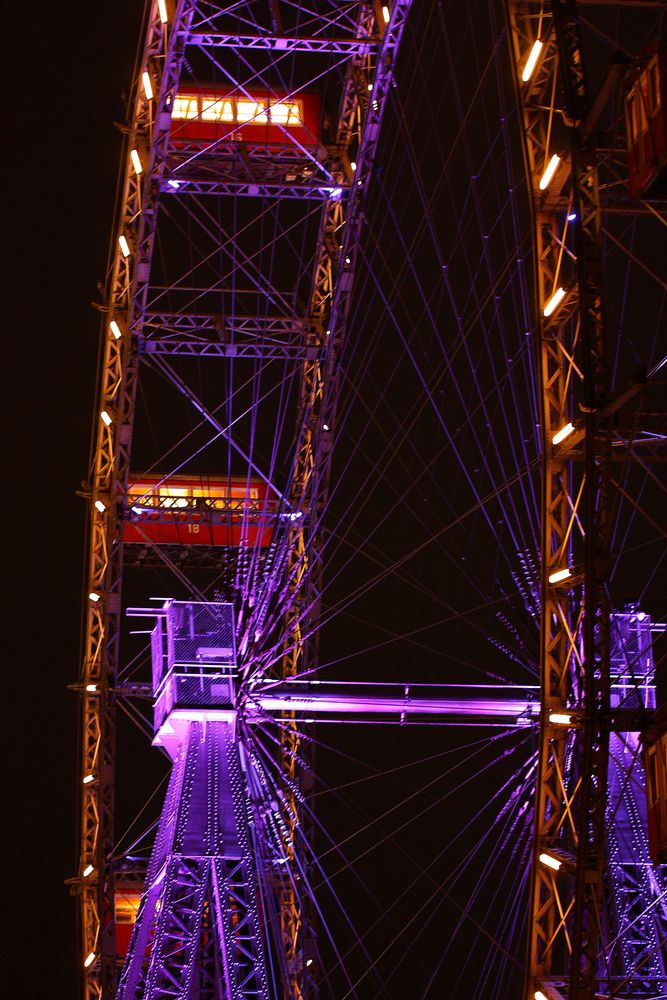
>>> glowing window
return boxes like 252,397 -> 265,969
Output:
236,100 -> 268,125
160,487 -> 189,508
200,96 -> 234,122
131,484 -> 158,506
270,101 -> 303,127
172,95 -> 200,120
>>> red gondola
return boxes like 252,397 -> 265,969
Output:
170,87 -> 321,147
626,41 -> 667,197
123,474 -> 277,549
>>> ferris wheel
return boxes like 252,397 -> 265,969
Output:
76,1 -> 667,998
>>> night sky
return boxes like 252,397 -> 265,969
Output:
8,4 -> 141,993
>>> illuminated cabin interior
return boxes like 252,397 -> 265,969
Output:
128,479 -> 260,510
171,93 -> 305,128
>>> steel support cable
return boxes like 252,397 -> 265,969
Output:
250,711 -> 534,888
150,193 -> 316,316
315,597 -> 532,678
247,729 -> 383,1000
330,741 -> 534,998
432,0 -> 539,543
151,194 -> 308,321
343,193 -> 538,554
379,136 -> 540,566
277,321 -> 538,648
417,785 -> 533,997
326,287 -> 537,561
247,272 -> 544,680
325,223 -> 538,567
255,460 -> 540,682
133,355 -> 295,500
240,107 -> 544,672
249,720 -> 521,990
144,353 -> 295,494
299,588 -> 538,683
109,771 -> 170,862
315,729 -> 531,876
250,723 -> 521,994
608,456 -> 665,590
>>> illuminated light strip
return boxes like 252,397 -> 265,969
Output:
548,568 -> 571,584
89,592 -> 101,603
130,149 -> 143,175
109,319 -> 122,339
94,500 -> 106,513
83,773 -> 95,784
522,39 -> 543,82
142,71 -> 153,101
157,0 -> 168,23
549,712 -> 572,725
382,5 -> 390,23
539,153 -> 561,190
535,992 -> 548,1000
543,287 -> 565,317
119,234 -> 130,258
83,864 -> 94,877
100,410 -> 112,426
84,952 -> 96,968
552,422 -> 574,445
539,853 -> 561,871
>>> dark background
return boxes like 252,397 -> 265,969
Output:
6,4 -> 143,993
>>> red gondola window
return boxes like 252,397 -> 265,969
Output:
172,94 -> 199,120
200,95 -> 235,122
172,93 -> 305,129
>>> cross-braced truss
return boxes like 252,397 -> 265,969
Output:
507,2 -> 667,997
78,2 -> 412,997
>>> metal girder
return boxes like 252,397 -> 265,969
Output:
79,4 -> 197,997
186,30 -> 378,55
606,615 -> 667,997
266,5 -> 414,995
141,312 -> 322,360
163,145 -> 330,196
506,1 -> 662,997
80,2 -> 417,998
116,722 -> 269,1000
162,178 -> 344,199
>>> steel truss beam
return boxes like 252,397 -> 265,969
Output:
507,2 -> 663,998
79,4 -> 197,997
186,31 -> 378,55
141,313 -> 322,360
262,6 -> 414,995
116,722 -> 269,1000
162,178 -> 344,199
79,2 -> 415,998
